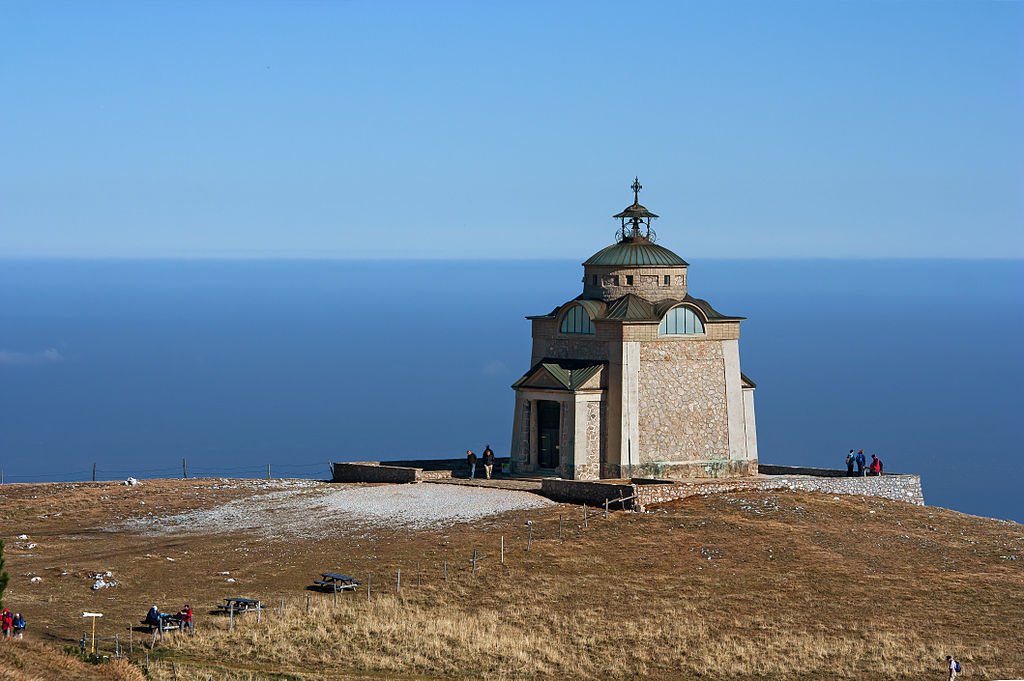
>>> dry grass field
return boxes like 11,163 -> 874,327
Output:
1,478 -> 1021,680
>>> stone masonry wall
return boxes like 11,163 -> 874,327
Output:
533,337 -> 609,364
633,474 -> 924,510
637,340 -> 730,465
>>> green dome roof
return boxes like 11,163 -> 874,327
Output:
584,240 -> 688,267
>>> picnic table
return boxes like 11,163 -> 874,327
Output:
311,572 -> 361,592
215,597 -> 263,616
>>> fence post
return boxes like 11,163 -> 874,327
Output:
559,514 -> 563,540
182,458 -> 187,480
527,521 -> 533,551
443,558 -> 447,581
128,624 -> 133,654
333,583 -> 338,608
306,593 -> 310,615
267,464 -> 271,481
583,503 -> 588,529
367,573 -> 372,602
92,463 -> 97,482
500,535 -> 504,564
396,568 -> 401,593
229,603 -> 234,632
604,498 -> 609,519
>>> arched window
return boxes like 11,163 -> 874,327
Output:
659,306 -> 704,335
560,304 -> 595,335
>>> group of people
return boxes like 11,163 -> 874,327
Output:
0,608 -> 26,641
845,449 -> 884,476
144,603 -> 193,634
465,446 -> 496,479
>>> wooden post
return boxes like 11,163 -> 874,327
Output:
280,597 -> 285,615
604,498 -> 609,519
528,522 -> 533,551
182,458 -> 187,480
472,548 -> 477,575
500,535 -> 504,564
396,568 -> 401,593
114,634 -> 120,658
332,583 -> 337,608
367,573 -> 372,601
416,562 -> 421,588
443,558 -> 447,581
92,463 -> 97,482
583,503 -> 588,528
229,603 -> 234,632
559,514 -> 563,540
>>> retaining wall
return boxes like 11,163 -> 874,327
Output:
330,463 -> 426,484
541,472 -> 924,510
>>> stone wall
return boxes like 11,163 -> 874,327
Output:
330,463 -> 422,484
632,474 -> 924,510
541,478 -> 635,505
533,336 -> 609,364
581,265 -> 688,301
637,340 -> 730,466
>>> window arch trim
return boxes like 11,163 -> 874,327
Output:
658,305 -> 706,336
560,304 -> 596,335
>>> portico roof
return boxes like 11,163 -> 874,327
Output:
512,358 -> 607,392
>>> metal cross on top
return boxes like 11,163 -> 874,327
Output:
631,176 -> 642,204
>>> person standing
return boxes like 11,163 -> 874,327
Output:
869,454 -> 881,476
482,446 -> 495,479
466,450 -> 477,479
845,450 -> 855,476
1,608 -> 12,641
12,613 -> 25,640
855,449 -> 867,476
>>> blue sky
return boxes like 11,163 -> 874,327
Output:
2,1 -> 1021,259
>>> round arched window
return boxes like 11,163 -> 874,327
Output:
560,304 -> 595,335
659,306 -> 704,335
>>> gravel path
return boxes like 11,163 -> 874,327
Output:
120,482 -> 553,537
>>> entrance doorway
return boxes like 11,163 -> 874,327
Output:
537,400 -> 561,469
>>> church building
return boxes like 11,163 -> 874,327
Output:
510,179 -> 758,480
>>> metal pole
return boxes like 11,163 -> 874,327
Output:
182,458 -> 187,480
129,624 -> 133,654
229,603 -> 234,632
397,568 -> 401,593
583,503 -> 588,528
472,548 -> 477,575
605,498 -> 609,519
443,558 -> 447,581
528,522 -> 533,551
267,464 -> 271,481
500,535 -> 504,564
333,583 -> 337,608
92,463 -> 97,482
559,514 -> 563,540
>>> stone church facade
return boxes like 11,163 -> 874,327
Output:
510,180 -> 758,480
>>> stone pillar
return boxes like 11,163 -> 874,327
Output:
722,339 -> 748,462
528,398 -> 538,469
621,341 -> 640,477
743,387 -> 758,463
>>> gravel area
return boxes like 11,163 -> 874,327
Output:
119,482 -> 553,537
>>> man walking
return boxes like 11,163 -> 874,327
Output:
946,655 -> 960,680
855,449 -> 867,476
466,449 -> 477,479
845,450 -> 855,476
482,446 -> 495,479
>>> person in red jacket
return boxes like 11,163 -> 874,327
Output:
869,454 -> 882,476
1,608 -> 13,640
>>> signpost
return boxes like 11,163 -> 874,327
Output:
82,612 -> 103,656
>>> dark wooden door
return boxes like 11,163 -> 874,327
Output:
537,400 -> 561,469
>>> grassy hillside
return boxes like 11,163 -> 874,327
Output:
0,480 -> 1020,680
